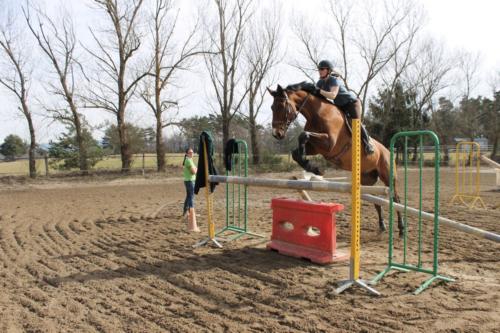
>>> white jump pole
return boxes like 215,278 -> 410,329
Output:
362,194 -> 500,243
209,175 -> 388,196
481,155 -> 500,187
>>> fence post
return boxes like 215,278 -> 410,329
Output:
142,153 -> 145,176
44,154 -> 49,176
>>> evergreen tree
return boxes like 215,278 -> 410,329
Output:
48,128 -> 103,170
457,96 -> 482,141
478,92 -> 499,158
102,124 -> 149,155
180,115 -> 222,152
430,97 -> 459,162
366,81 -> 414,146
0,134 -> 28,161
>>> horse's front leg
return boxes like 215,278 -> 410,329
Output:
291,131 -> 331,175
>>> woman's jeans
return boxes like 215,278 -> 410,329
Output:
183,181 -> 195,215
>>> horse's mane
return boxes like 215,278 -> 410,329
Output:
285,81 -> 334,105
285,81 -> 319,95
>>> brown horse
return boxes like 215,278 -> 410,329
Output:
267,82 -> 403,235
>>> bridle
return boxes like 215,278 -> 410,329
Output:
274,91 -> 311,129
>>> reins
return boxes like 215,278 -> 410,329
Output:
278,91 -> 311,128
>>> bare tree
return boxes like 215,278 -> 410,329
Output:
379,5 -> 422,98
457,50 -> 481,100
350,0 -> 422,116
244,4 -> 282,164
23,2 -> 89,173
455,50 -> 482,141
293,0 -> 423,117
203,0 -> 252,147
141,0 -> 205,172
0,10 -> 37,178
403,39 -> 453,127
290,14 -> 327,82
82,0 -> 146,172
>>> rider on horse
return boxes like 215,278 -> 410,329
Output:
315,60 -> 374,155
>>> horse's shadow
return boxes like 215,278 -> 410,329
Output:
47,246 -> 318,288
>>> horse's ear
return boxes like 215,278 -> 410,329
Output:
267,87 -> 276,97
277,84 -> 283,92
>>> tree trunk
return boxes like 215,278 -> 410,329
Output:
74,115 -> 88,174
249,117 -> 260,165
118,113 -> 131,172
25,103 -> 37,178
156,118 -> 165,172
491,134 -> 498,159
222,114 -> 230,151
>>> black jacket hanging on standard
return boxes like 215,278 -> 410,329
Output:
194,131 -> 218,194
224,138 -> 239,171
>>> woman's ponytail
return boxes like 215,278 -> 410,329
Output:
182,148 -> 190,166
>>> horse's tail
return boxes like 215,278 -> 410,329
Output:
391,153 -> 400,201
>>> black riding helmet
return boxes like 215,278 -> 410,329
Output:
317,60 -> 333,70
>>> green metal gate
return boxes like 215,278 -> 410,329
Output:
372,130 -> 453,294
216,140 -> 263,240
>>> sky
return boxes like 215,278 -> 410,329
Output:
1,0 -> 499,144
420,0 -> 500,70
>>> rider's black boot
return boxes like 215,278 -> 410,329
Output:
361,125 -> 375,155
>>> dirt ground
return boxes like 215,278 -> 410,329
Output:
0,167 -> 499,333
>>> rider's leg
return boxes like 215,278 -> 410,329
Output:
344,100 -> 374,155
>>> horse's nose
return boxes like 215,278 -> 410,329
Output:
272,128 -> 283,139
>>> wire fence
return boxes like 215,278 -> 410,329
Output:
0,146 -> 497,177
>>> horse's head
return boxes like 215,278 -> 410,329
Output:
267,84 -> 301,140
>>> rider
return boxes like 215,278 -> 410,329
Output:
316,59 -> 374,155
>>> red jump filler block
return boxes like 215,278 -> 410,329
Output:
267,198 -> 348,264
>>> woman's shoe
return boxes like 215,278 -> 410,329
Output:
187,208 -> 201,232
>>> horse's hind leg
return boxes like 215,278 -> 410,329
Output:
393,190 -> 404,237
362,171 -> 386,232
292,132 -> 323,175
374,204 -> 386,232
377,162 -> 404,237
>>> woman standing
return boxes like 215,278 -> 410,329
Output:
182,148 -> 200,232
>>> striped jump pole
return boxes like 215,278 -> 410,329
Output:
334,119 -> 380,296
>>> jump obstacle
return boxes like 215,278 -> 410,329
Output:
216,139 -> 264,241
371,131 -> 454,294
195,125 -> 500,294
450,142 -> 486,209
334,119 -> 380,295
208,175 -> 388,196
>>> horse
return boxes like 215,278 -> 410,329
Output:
267,82 -> 403,236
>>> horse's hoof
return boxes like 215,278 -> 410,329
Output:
379,222 -> 387,232
399,229 -> 405,238
311,166 -> 324,176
